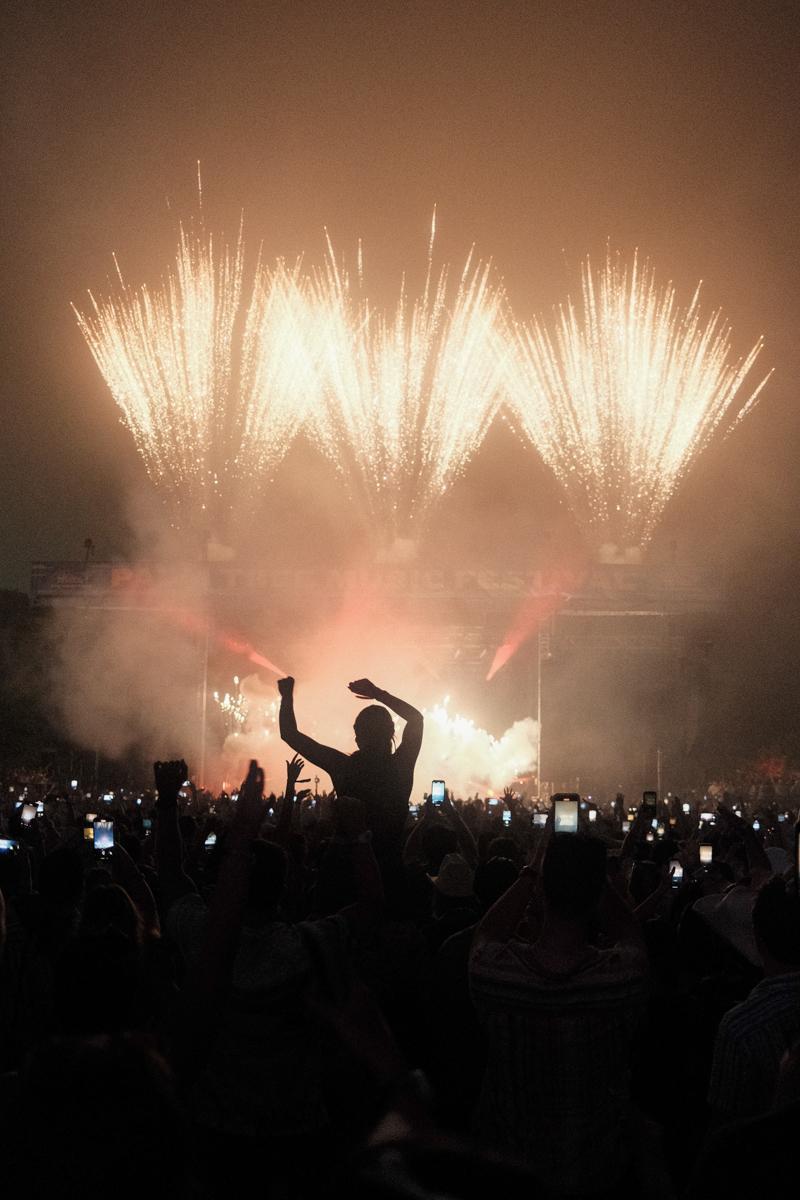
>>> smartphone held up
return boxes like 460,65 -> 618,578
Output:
94,819 -> 114,856
552,793 -> 579,834
642,790 -> 657,813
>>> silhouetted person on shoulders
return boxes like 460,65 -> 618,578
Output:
278,676 -> 423,865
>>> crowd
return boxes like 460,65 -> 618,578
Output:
0,674 -> 799,1198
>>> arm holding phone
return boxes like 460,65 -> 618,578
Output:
471,863 -> 539,954
716,802 -> 773,885
620,803 -> 652,864
597,876 -> 647,957
442,790 -> 478,867
112,840 -> 160,935
471,806 -> 551,951
154,759 -> 196,911
402,794 -> 431,865
188,760 -> 268,1005
170,761 -> 271,1081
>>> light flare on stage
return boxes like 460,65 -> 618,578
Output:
486,562 -> 587,680
505,253 -> 771,549
212,677 -> 280,735
218,676 -> 537,797
420,697 -> 538,794
212,677 -> 249,728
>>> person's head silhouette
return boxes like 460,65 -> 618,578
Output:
353,704 -> 395,755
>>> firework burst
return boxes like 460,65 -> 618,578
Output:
237,257 -> 323,488
505,253 -> 771,548
74,224 -> 244,522
307,226 -> 509,541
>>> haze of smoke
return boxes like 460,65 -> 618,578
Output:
47,603 -> 201,760
218,596 -> 538,797
45,488 -> 206,762
45,485 -> 537,790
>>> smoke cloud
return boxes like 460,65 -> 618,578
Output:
44,488 -> 208,763
220,672 -> 537,798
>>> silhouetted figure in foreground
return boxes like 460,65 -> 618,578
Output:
470,833 -> 648,1196
279,676 -> 423,864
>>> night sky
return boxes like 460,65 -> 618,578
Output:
3,1 -> 799,743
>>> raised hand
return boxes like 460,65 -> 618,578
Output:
716,801 -> 747,836
277,676 -> 295,698
348,678 -> 379,700
231,760 -> 267,843
532,805 -> 555,870
154,759 -> 188,804
285,753 -> 305,796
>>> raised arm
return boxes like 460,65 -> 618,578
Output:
112,840 -> 160,935
278,677 -> 348,776
190,760 -> 268,1004
171,761 -> 270,1081
441,791 -> 478,866
274,753 -> 305,847
154,759 -> 196,911
348,679 -> 424,760
471,865 -> 538,954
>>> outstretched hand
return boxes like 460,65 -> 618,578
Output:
154,760 -> 188,803
231,760 -> 267,844
277,676 -> 295,698
285,753 -> 305,796
716,801 -> 748,837
532,805 -> 555,871
348,678 -> 380,700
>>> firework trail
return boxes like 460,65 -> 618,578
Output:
307,226 -> 509,541
74,225 -> 244,521
238,258 -> 324,488
505,253 -> 771,549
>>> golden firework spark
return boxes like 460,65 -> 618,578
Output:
238,258 -> 323,484
505,253 -> 771,548
307,226 -> 509,540
74,224 -> 244,520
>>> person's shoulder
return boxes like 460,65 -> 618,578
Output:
469,934 -> 532,977
714,989 -> 763,1049
392,738 -> 419,767
473,937 -> 644,976
574,943 -> 649,1000
721,972 -> 800,1034
168,890 -> 205,918
165,891 -> 206,944
595,940 -> 649,977
301,911 -> 351,947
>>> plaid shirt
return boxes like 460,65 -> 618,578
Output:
708,971 -> 800,1122
470,937 -> 647,1195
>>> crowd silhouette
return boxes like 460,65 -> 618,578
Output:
1,675 -> 799,1198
